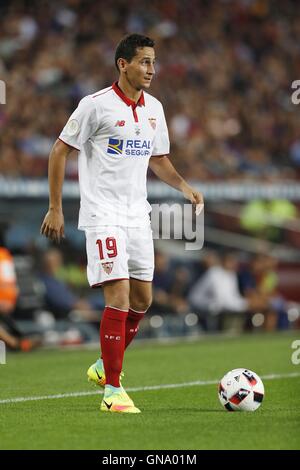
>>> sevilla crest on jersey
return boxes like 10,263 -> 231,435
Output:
102,262 -> 114,275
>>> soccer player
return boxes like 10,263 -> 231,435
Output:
41,34 -> 203,413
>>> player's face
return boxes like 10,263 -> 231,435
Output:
125,47 -> 156,90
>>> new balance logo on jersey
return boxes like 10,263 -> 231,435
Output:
115,120 -> 125,127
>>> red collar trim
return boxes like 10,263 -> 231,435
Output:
112,81 -> 145,107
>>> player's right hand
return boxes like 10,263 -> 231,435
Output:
40,208 -> 65,243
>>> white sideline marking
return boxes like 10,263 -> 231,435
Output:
0,371 -> 299,405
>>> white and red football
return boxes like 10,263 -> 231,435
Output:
218,368 -> 264,412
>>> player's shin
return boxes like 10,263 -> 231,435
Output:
125,308 -> 146,349
100,306 -> 128,387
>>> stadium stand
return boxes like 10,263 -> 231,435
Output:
0,0 -> 300,182
0,0 -> 299,341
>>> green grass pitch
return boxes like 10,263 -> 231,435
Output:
0,332 -> 300,450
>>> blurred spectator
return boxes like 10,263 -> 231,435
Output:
151,251 -> 189,315
39,248 -> 101,321
240,199 -> 298,242
0,222 -> 40,350
168,265 -> 191,315
0,226 -> 19,315
188,251 -> 278,331
191,249 -> 221,283
151,251 -> 174,314
188,252 -> 248,316
239,254 -> 289,330
0,0 -> 299,182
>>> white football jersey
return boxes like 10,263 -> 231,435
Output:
59,82 -> 170,228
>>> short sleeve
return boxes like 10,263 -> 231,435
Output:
152,104 -> 170,156
59,96 -> 98,150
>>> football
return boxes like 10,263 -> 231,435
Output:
218,368 -> 264,411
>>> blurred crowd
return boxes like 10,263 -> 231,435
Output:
1,236 -> 299,351
152,250 -> 295,331
1,0 -> 300,181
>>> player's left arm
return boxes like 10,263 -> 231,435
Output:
149,155 -> 204,208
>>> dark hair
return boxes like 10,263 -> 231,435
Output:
115,33 -> 155,71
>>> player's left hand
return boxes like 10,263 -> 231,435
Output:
182,184 -> 204,214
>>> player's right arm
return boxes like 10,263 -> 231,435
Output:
40,139 -> 73,243
41,96 -> 98,242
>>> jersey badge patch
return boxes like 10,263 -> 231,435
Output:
66,119 -> 79,136
148,118 -> 156,130
102,262 -> 114,275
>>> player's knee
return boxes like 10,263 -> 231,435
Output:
108,294 -> 129,311
103,282 -> 130,311
131,295 -> 152,313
